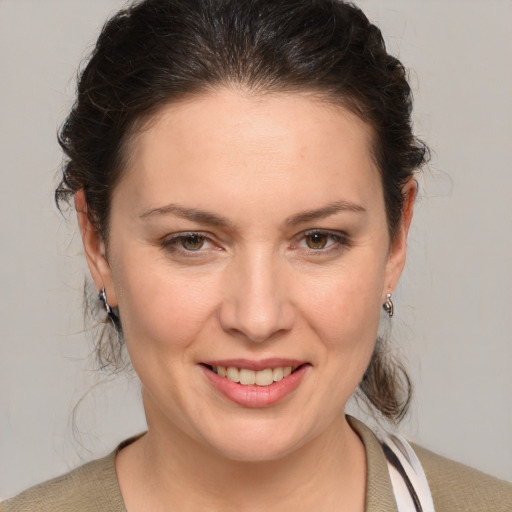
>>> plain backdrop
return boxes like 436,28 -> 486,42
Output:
1,0 -> 511,499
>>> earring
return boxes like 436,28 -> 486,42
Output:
99,288 -> 121,329
383,293 -> 394,318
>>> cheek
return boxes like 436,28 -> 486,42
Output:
302,263 -> 385,336
297,257 -> 386,381
111,252 -> 222,354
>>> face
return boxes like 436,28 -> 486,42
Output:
79,89 -> 413,461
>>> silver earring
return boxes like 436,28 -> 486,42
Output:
99,288 -> 121,329
383,293 -> 394,317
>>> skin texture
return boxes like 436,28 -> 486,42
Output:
76,88 -> 415,511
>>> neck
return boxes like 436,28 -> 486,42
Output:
117,407 -> 366,512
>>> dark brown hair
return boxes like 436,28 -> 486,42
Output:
56,0 -> 429,422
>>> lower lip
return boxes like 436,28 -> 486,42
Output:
202,365 -> 310,408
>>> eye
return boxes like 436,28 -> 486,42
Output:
304,232 -> 330,249
161,232 -> 214,253
293,229 -> 350,255
180,233 -> 206,251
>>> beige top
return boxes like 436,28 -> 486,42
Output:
2,417 -> 511,511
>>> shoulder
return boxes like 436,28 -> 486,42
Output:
412,443 -> 512,512
0,452 -> 125,512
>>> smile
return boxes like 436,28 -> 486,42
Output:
201,361 -> 310,407
209,365 -> 296,386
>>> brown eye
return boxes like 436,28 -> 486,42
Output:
305,233 -> 329,249
181,234 -> 205,251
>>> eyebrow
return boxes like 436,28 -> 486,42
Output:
139,200 -> 366,228
285,201 -> 366,226
139,204 -> 234,228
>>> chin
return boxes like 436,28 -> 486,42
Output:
212,437 -> 300,463
198,417 -> 315,463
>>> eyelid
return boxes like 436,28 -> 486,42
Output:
159,229 -> 350,257
292,229 -> 351,252
160,231 -> 218,253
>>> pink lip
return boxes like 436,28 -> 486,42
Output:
201,358 -> 307,371
201,363 -> 310,408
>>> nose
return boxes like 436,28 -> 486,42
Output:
218,252 -> 295,343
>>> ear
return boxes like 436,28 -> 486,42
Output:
384,178 -> 417,297
75,190 -> 117,307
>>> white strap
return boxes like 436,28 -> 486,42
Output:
376,431 -> 435,512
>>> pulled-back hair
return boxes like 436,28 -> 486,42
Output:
56,0 -> 429,422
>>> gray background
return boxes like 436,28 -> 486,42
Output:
1,0 -> 511,498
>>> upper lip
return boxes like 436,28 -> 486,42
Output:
201,358 -> 309,371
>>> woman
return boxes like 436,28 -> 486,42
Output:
2,0 -> 510,510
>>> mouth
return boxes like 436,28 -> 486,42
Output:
202,364 -> 307,387
200,360 -> 310,407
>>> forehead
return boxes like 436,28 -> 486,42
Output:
116,88 -> 382,219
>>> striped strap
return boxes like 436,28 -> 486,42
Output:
377,431 -> 435,512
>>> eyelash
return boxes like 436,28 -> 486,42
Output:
160,230 -> 351,257
160,232 -> 216,255
293,229 -> 351,255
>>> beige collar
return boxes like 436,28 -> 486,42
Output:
347,416 -> 399,512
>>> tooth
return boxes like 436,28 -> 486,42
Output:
239,369 -> 256,385
255,368 -> 274,386
226,367 -> 240,383
283,366 -> 292,377
217,366 -> 227,377
273,367 -> 284,382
